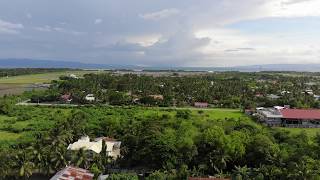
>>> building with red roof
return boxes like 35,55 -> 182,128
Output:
280,109 -> 320,120
194,102 -> 209,108
257,107 -> 320,128
189,177 -> 230,180
50,166 -> 94,180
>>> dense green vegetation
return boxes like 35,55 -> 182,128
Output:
1,71 -> 320,179
35,72 -> 320,109
1,94 -> 320,179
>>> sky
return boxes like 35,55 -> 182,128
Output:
0,0 -> 319,67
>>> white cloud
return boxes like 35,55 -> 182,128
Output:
191,27 -> 320,66
26,13 -> 32,19
1,0 -> 320,66
34,25 -> 85,35
140,8 -> 180,20
281,0 -> 313,5
34,25 -> 52,32
270,0 -> 320,17
125,34 -> 162,47
0,19 -> 24,34
94,18 -> 103,24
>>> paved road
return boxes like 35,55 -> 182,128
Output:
16,100 -> 79,107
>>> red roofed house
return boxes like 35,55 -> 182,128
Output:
194,102 -> 209,108
189,177 -> 230,180
60,94 -> 72,103
50,166 -> 94,180
257,107 -> 320,128
280,109 -> 320,128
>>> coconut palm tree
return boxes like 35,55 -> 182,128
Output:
14,150 -> 35,179
71,148 -> 90,169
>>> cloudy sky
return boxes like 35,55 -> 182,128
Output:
0,0 -> 319,67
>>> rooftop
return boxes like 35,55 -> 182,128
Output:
50,166 -> 94,180
280,109 -> 320,120
68,136 -> 121,154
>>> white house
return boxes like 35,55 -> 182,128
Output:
69,74 -> 79,79
85,94 -> 95,102
267,94 -> 280,100
67,136 -> 121,159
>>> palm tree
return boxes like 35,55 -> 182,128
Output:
14,150 -> 35,179
71,148 -> 90,169
232,165 -> 250,180
50,143 -> 68,172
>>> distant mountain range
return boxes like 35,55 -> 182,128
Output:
1,58 -> 320,72
0,59 -> 136,69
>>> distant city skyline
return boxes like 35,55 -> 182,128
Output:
0,0 -> 319,67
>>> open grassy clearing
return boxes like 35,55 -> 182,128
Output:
276,127 -> 320,137
0,70 -> 101,96
0,131 -> 21,141
0,84 -> 29,96
0,70 -> 99,84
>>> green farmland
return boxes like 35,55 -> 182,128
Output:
0,70 -> 100,96
0,70 -> 98,84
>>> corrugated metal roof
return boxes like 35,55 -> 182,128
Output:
50,166 -> 94,180
188,177 -> 230,180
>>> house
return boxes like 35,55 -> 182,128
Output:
244,109 -> 254,115
85,94 -> 95,102
303,89 -> 314,95
305,82 -> 317,86
69,74 -> 79,79
256,107 -> 283,126
50,166 -> 94,180
189,177 -> 230,180
149,94 -> 164,100
60,94 -> 72,103
257,107 -> 320,128
314,95 -> 320,101
267,94 -> 280,100
194,102 -> 209,108
280,90 -> 291,95
67,136 -> 121,159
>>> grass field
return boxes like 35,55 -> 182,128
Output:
0,131 -> 21,141
276,127 -> 320,137
198,108 -> 246,119
0,70 -> 100,96
0,70 -> 98,84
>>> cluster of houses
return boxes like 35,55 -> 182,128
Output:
50,136 -> 121,180
50,135 -> 228,180
254,88 -> 320,101
255,106 -> 320,128
60,93 -> 96,103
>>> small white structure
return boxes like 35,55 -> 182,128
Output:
267,94 -> 280,100
69,74 -> 79,79
67,136 -> 121,159
314,95 -> 320,101
280,91 -> 291,95
85,94 -> 95,102
305,89 -> 314,95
